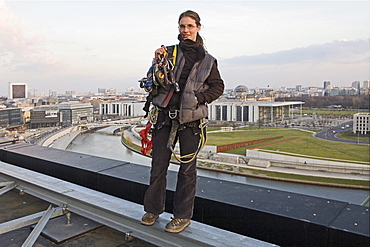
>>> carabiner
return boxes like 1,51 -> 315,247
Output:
168,110 -> 179,120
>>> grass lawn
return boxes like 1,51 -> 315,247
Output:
338,131 -> 370,142
207,126 -> 221,132
206,128 -> 284,145
121,130 -> 369,187
206,128 -> 370,163
121,135 -> 140,151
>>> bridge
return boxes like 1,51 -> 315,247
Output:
0,140 -> 368,247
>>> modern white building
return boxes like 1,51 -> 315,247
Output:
353,113 -> 369,134
98,96 -> 305,124
208,101 -> 304,124
99,101 -> 145,118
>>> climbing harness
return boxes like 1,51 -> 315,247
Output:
148,106 -> 159,125
168,109 -> 179,120
138,45 -> 206,161
167,118 -> 208,164
139,104 -> 208,162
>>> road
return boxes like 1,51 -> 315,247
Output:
314,122 -> 369,145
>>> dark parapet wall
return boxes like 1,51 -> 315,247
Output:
0,141 -> 369,247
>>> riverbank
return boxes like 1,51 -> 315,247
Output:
41,126 -> 82,149
122,126 -> 370,190
18,124 -> 369,190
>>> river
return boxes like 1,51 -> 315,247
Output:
66,130 -> 369,206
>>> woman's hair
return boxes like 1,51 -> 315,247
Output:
178,10 -> 201,27
178,10 -> 204,46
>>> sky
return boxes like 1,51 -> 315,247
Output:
1,0 -> 369,96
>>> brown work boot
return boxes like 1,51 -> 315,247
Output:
164,217 -> 190,233
141,212 -> 159,226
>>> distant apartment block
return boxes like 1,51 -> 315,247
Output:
0,108 -> 23,128
353,113 -> 369,134
8,82 -> 27,99
30,105 -> 61,128
58,102 -> 94,125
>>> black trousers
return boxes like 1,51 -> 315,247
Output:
143,115 -> 200,219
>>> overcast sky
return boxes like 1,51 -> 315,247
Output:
1,0 -> 369,96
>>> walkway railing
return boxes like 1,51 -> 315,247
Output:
0,162 -> 277,247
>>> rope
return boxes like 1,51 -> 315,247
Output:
169,118 -> 208,164
139,121 -> 153,155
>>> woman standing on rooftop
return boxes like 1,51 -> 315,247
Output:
141,10 -> 224,233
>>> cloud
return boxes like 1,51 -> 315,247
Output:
222,39 -> 370,66
0,0 -> 63,73
219,39 -> 370,89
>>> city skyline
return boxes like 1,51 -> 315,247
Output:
5,80 -> 368,100
1,0 -> 369,96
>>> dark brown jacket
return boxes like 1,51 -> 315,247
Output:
152,45 -> 224,124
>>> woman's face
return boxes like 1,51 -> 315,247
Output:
178,16 -> 200,41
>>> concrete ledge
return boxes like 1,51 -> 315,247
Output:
248,159 -> 271,168
208,152 -> 243,164
131,125 -> 141,140
247,149 -> 370,175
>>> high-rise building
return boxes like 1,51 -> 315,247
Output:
323,81 -> 330,89
351,81 -> 360,89
65,91 -> 76,97
8,82 -> 27,99
107,88 -> 117,94
98,88 -> 106,94
362,80 -> 369,89
351,81 -> 361,95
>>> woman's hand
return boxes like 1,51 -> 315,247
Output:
154,46 -> 167,58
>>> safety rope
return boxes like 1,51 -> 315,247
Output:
168,118 -> 208,164
139,44 -> 204,159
